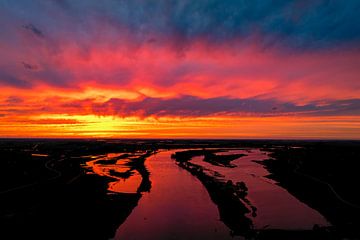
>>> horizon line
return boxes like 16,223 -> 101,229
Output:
1,137 -> 359,141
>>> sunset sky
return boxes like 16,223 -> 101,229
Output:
0,0 -> 359,139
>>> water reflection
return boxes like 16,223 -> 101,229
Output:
115,151 -> 236,240
83,151 -> 153,194
189,149 -> 330,230
83,148 -> 330,239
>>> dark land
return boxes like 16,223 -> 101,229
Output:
0,139 -> 359,239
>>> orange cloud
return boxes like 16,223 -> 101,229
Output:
0,114 -> 359,139
1,31 -> 360,139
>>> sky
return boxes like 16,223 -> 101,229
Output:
0,0 -> 359,139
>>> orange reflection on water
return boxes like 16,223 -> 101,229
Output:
108,172 -> 142,194
84,152 -> 142,194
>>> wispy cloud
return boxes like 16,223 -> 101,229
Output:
22,23 -> 44,38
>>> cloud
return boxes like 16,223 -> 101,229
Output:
21,61 -> 38,71
0,72 -> 32,88
1,0 -> 360,51
89,95 -> 360,118
5,96 -> 23,104
22,23 -> 44,38
23,118 -> 82,125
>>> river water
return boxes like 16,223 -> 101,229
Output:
85,148 -> 330,239
115,150 -> 237,239
190,149 -> 330,230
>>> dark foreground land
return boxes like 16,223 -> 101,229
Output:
0,139 -> 359,239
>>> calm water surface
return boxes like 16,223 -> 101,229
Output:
191,149 -> 330,230
115,150 -> 237,239
86,149 -> 330,239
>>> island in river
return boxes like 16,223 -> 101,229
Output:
0,139 -> 359,239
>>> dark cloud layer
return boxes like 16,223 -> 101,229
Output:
1,0 -> 360,50
88,95 -> 360,117
0,72 -> 32,88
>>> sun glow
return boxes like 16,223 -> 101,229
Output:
0,113 -> 359,139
